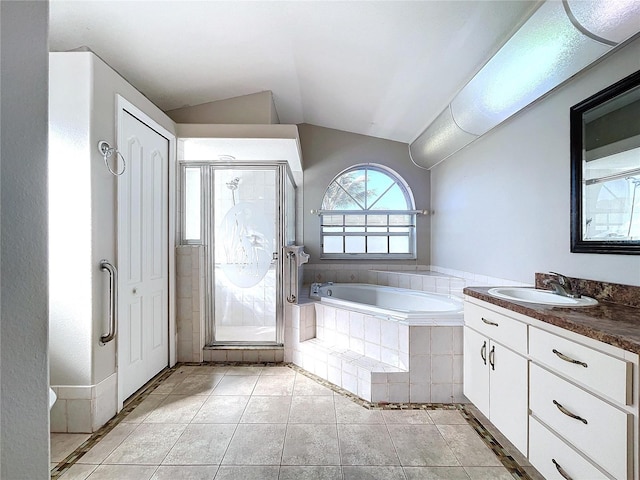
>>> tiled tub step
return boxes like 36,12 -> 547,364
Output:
297,338 -> 408,402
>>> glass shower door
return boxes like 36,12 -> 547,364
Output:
211,167 -> 278,343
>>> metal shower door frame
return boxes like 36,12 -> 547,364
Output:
201,161 -> 289,347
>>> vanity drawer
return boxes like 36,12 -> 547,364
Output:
530,363 -> 632,480
529,326 -> 632,405
529,416 -> 609,480
464,303 -> 527,353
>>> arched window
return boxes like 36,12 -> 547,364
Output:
319,164 -> 417,259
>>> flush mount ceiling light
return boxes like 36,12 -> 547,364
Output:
409,0 -> 640,169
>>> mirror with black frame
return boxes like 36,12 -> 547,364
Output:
570,70 -> 640,254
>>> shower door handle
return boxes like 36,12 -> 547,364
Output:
100,260 -> 118,345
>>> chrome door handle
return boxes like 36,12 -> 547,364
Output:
552,349 -> 588,368
480,341 -> 487,365
481,317 -> 499,327
100,260 -> 118,345
552,459 -> 573,480
553,400 -> 588,424
489,345 -> 495,370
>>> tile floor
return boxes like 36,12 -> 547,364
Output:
51,365 -> 528,480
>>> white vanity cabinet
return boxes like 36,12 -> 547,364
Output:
463,303 -> 528,455
529,326 -> 634,480
464,296 -> 639,480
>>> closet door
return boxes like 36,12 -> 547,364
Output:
118,109 -> 169,403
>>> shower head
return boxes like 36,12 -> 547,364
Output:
226,177 -> 240,190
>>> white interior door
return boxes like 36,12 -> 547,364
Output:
118,109 -> 169,403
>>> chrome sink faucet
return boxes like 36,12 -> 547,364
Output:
546,272 -> 581,298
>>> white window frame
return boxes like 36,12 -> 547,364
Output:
319,164 -> 417,260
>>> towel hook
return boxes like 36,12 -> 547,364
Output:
98,141 -> 126,176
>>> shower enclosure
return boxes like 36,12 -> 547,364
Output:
181,160 -> 296,345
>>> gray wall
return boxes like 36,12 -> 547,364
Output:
300,124 -> 431,264
1,1 -> 50,478
430,37 -> 640,286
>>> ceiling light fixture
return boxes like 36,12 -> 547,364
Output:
409,0 -> 640,169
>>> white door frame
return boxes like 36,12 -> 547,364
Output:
116,95 -> 177,409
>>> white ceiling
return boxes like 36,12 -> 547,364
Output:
49,0 -> 540,144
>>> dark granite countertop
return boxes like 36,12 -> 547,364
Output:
464,286 -> 640,355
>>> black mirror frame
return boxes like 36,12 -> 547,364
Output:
570,69 -> 640,255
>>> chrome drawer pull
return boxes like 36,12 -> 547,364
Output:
480,341 -> 487,365
552,349 -> 588,368
481,317 -> 499,327
553,400 -> 588,424
552,459 -> 573,480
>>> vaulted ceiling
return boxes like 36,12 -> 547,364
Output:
49,1 -> 539,143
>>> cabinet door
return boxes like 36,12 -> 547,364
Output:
464,327 -> 490,416
489,342 -> 528,456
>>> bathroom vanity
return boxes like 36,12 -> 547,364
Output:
464,278 -> 640,480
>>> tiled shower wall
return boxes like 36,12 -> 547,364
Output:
176,246 -> 205,362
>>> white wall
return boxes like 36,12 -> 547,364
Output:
300,123 -> 431,264
430,37 -> 640,286
0,1 -> 50,478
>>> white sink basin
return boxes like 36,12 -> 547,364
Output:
487,287 -> 598,307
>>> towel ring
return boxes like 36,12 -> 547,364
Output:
98,141 -> 126,176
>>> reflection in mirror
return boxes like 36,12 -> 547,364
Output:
571,70 -> 640,254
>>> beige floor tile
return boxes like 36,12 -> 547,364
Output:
163,423 -> 236,465
282,424 -> 340,466
211,375 -> 259,395
84,464 -> 158,480
214,465 -> 279,479
240,395 -> 291,423
221,423 -> 286,465
252,375 -> 295,395
279,465 -> 342,480
382,409 -> 434,425
191,395 -> 250,424
51,433 -> 91,462
225,366 -> 264,376
463,466 -> 513,479
260,366 -> 295,376
289,395 -> 336,423
404,466 -> 471,480
77,423 -> 138,464
293,375 -> 335,395
334,395 -> 384,424
143,394 -> 206,423
388,424 -> 460,467
170,373 -> 224,395
151,465 -> 219,480
428,410 -> 467,425
437,425 -> 503,467
342,465 -> 406,479
152,371 -> 189,394
104,423 -> 186,464
188,365 -> 229,375
58,463 -> 98,480
123,394 -> 168,424
338,424 -> 400,466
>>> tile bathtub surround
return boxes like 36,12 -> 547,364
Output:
286,302 -> 464,403
51,363 -> 533,480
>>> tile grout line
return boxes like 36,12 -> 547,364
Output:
51,361 -> 532,480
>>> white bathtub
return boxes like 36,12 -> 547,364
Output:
310,282 -> 463,324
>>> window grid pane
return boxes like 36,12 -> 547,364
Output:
319,165 -> 416,258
